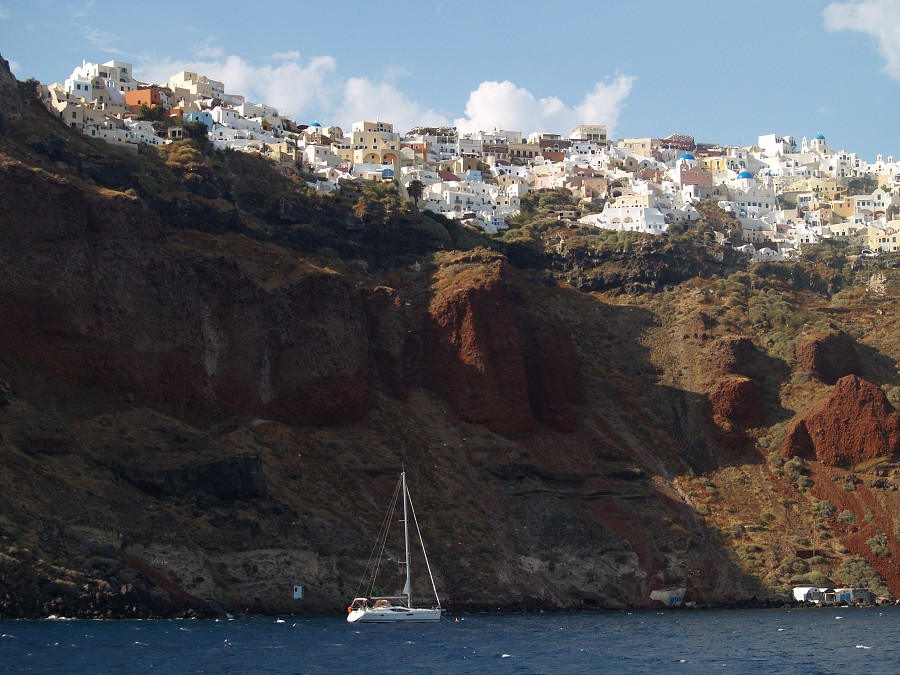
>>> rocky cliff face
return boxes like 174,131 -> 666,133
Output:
2,57 -> 900,618
794,330 -> 861,385
782,375 -> 900,466
423,253 -> 585,436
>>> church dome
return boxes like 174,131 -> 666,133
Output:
736,170 -> 753,179
813,133 -> 825,140
677,152 -> 696,161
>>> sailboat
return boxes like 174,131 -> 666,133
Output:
347,471 -> 442,623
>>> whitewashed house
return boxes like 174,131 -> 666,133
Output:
580,189 -> 668,234
211,106 -> 263,134
474,208 -> 510,234
64,59 -> 136,105
237,102 -> 283,132
43,85 -> 86,129
302,143 -> 343,169
125,120 -> 168,146
757,134 -> 797,157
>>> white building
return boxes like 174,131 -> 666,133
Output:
169,71 -> 225,105
64,59 -> 136,105
580,186 -> 669,234
757,133 -> 797,157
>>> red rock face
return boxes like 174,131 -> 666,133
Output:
424,261 -> 533,436
0,150 -> 584,438
783,375 -> 900,466
513,306 -> 586,432
707,337 -> 760,379
365,286 -> 408,401
0,163 -> 375,426
698,337 -> 772,437
794,331 -> 860,384
708,376 -> 766,430
423,259 -> 584,437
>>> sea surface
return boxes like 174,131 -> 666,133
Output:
1,607 -> 898,673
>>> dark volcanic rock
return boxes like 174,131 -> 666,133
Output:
707,337 -> 764,379
116,456 -> 266,498
0,56 -> 25,128
550,237 -> 747,294
19,433 -> 76,456
514,305 -> 586,431
794,330 -> 861,384
0,155 -> 373,427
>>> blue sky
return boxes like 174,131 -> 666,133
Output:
2,0 -> 898,161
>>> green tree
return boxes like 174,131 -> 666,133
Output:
182,120 -> 210,143
137,104 -> 167,123
407,179 -> 425,207
846,175 -> 877,196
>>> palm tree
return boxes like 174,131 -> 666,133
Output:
407,179 -> 425,207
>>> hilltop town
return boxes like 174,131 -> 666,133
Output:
39,59 -> 900,261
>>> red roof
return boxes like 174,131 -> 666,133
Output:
437,170 -> 461,182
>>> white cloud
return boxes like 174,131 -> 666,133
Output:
824,0 -> 900,79
336,77 -> 450,132
194,39 -> 224,60
132,52 -> 447,129
69,1 -> 95,20
454,75 -> 635,137
135,53 -> 340,120
271,51 -> 301,61
574,76 -> 637,136
130,50 -> 633,137
83,27 -> 129,57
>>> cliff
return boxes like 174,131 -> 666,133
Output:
1,57 -> 899,617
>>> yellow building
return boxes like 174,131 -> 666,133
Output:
571,124 -> 608,144
336,120 -> 402,165
863,222 -> 900,251
700,155 -> 729,174
614,190 -> 651,208
617,137 -> 655,156
508,141 -> 540,160
830,196 -> 853,220
806,177 -> 844,201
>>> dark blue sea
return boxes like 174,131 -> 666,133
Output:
2,607 -> 898,673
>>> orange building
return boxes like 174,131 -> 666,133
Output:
125,88 -> 165,111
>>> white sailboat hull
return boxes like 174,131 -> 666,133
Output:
347,607 -> 442,623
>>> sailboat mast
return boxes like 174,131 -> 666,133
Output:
402,470 -> 411,608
